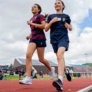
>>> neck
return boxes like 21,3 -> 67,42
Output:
33,12 -> 39,16
56,10 -> 63,14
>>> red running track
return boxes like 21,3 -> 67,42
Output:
0,78 -> 92,92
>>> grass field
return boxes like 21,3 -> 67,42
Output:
3,74 -> 53,80
3,75 -> 19,80
3,74 -> 92,80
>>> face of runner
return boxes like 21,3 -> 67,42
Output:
31,4 -> 40,15
54,0 -> 64,12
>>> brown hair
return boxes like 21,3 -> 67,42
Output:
34,4 -> 42,14
61,0 -> 65,11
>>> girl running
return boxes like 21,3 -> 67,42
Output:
19,3 -> 54,84
45,0 -> 72,91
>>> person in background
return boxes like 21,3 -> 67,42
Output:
0,70 -> 3,80
39,71 -> 44,78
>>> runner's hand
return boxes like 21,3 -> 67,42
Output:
50,17 -> 58,24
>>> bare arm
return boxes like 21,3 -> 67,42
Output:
27,21 -> 45,29
64,22 -> 72,31
45,17 -> 58,32
45,22 -> 52,32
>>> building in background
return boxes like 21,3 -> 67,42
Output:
13,58 -> 58,74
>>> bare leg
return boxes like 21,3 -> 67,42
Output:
26,43 -> 36,77
56,47 -> 65,77
37,47 -> 51,71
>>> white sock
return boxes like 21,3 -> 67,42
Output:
26,76 -> 31,79
58,75 -> 63,82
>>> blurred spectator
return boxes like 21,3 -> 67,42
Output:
9,70 -> 14,75
39,71 -> 43,78
18,69 -> 22,80
21,69 -> 25,76
15,68 -> 19,74
15,68 -> 25,80
78,73 -> 81,77
0,70 -> 3,80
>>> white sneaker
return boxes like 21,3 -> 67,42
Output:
19,76 -> 32,85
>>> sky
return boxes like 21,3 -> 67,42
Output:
0,0 -> 92,65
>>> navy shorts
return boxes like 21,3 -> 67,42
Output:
51,41 -> 69,53
29,39 -> 46,48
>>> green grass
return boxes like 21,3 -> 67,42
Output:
3,75 -> 19,80
4,73 -> 87,80
3,74 -> 56,80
